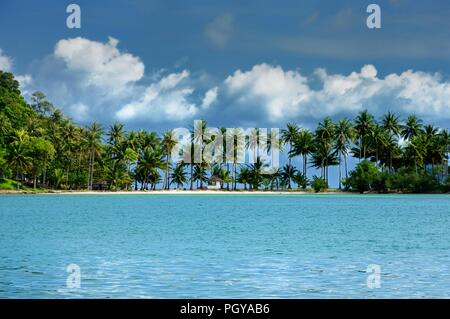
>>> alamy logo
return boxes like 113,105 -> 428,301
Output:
170,120 -> 280,173
366,264 -> 381,289
66,4 -> 81,29
367,4 -> 381,29
66,264 -> 81,289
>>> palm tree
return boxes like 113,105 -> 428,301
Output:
161,130 -> 178,190
404,134 -> 427,173
354,110 -> 375,160
402,115 -> 423,141
334,118 -> 354,187
192,164 -> 208,189
281,123 -> 300,166
107,122 -> 124,146
227,128 -> 245,190
6,141 -> 32,188
190,120 -> 208,190
170,163 -> 188,189
246,128 -> 260,164
313,117 -> 337,184
381,112 -> 401,172
248,157 -> 268,190
264,129 -> 282,174
290,129 -> 314,178
382,111 -> 401,136
293,171 -> 309,189
238,167 -> 251,190
137,145 -> 164,190
85,122 -> 103,190
368,124 -> 389,168
281,164 -> 298,189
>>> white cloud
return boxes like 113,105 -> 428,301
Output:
221,63 -> 450,123
9,35 -> 450,128
68,103 -> 89,121
201,87 -> 218,109
54,37 -> 145,91
115,70 -> 198,122
224,63 -> 312,120
0,48 -> 12,71
205,13 -> 234,48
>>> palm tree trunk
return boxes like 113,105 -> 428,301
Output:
190,164 -> 193,190
233,163 -> 237,190
359,136 -> 362,161
344,155 -> 348,179
303,155 -> 307,177
338,153 -> 342,189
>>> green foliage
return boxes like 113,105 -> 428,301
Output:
0,71 -> 34,130
346,164 -> 442,194
346,160 -> 379,193
388,168 -> 440,193
293,172 -> 309,189
0,178 -> 21,190
311,175 -> 328,192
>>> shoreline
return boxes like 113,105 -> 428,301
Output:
0,189 -> 319,195
0,189 -> 447,195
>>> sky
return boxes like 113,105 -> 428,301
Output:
1,0 -> 450,185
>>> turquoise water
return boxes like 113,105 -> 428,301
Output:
0,194 -> 449,298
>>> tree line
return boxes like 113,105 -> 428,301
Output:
0,70 -> 449,193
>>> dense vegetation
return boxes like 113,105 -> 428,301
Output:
0,71 -> 449,193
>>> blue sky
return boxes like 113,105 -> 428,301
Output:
1,0 -> 450,131
1,1 -> 450,186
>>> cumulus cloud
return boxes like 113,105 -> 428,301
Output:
204,13 -> 234,48
201,87 -> 218,109
221,63 -> 450,124
115,70 -> 199,122
0,48 -> 12,71
224,64 -> 312,120
8,35 -> 450,129
54,37 -> 145,91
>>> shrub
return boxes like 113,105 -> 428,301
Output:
347,160 -> 379,193
293,172 -> 309,189
311,175 -> 327,192
390,168 -> 440,193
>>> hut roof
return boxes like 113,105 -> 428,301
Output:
209,175 -> 223,183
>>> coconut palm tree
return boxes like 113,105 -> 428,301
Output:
281,164 -> 298,189
281,123 -> 300,166
334,118 -> 354,187
6,141 -> 32,188
137,145 -> 164,190
381,112 -> 401,173
85,122 -> 103,190
247,157 -> 268,190
170,163 -> 188,189
404,134 -> 427,173
107,122 -> 125,147
312,117 -> 338,184
293,171 -> 309,189
263,129 -> 281,175
192,164 -> 208,189
354,110 -> 375,160
161,130 -> 178,189
290,129 -> 314,178
246,128 -> 260,165
402,115 -> 423,141
238,167 -> 251,190
227,128 -> 245,190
